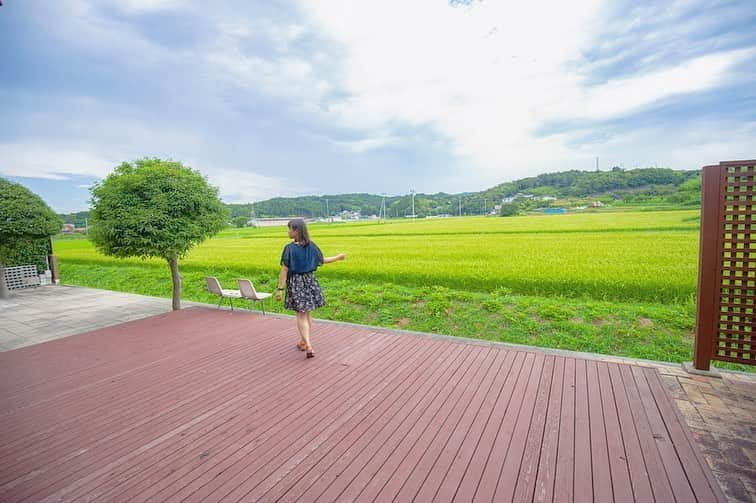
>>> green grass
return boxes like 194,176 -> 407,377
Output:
50,209 -> 751,371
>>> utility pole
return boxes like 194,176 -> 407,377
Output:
595,156 -> 599,172
410,189 -> 416,218
458,196 -> 462,217
325,198 -> 329,222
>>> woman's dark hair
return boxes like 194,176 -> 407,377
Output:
288,218 -> 311,245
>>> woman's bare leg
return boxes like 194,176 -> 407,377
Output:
296,312 -> 310,349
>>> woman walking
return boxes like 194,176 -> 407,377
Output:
276,218 -> 346,358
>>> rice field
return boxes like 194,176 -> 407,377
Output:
55,209 -> 701,304
54,209 -> 728,367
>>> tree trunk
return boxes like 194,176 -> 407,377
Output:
0,262 -> 9,299
168,253 -> 181,311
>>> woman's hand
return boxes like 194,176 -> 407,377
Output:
275,289 -> 283,301
324,252 -> 347,264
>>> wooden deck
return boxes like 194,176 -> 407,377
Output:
0,307 -> 725,502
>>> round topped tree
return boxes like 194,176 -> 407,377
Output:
89,158 -> 229,310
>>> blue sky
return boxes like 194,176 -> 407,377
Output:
1,0 -> 754,213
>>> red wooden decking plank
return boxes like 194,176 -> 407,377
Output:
0,309 -> 219,391
119,325 -> 393,502
1,324 -> 288,489
47,324 -> 378,503
0,313 -> 216,412
1,323 -> 284,458
597,362 -> 634,502
369,348 -> 502,502
349,347 -> 495,502
453,352 -> 543,502
573,358 -> 593,503
246,335 -> 450,502
631,365 -> 697,501
0,312 -> 280,425
609,363 -> 653,503
496,353 -> 555,502
587,359 -> 613,502
269,338 -> 462,503
531,355 -> 565,502
307,344 -> 470,502
175,333 -> 437,502
29,322 -> 372,503
272,340 -> 464,502
0,312 -> 282,413
5,322 -> 321,502
552,357 -> 575,503
0,308 -> 728,503
619,364 -> 676,503
323,346 -> 488,502
392,349 -> 516,502
428,350 -> 528,503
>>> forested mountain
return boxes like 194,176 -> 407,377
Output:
483,167 -> 699,200
231,167 -> 701,219
61,167 -> 701,223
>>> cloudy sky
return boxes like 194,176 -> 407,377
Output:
1,0 -> 754,213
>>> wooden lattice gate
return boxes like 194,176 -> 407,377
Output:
694,159 -> 755,370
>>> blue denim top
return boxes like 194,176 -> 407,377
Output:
280,242 -> 324,274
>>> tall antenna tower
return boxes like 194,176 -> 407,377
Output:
410,189 -> 416,218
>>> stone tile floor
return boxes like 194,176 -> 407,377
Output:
660,368 -> 756,502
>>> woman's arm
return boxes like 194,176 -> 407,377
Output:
275,265 -> 288,301
323,252 -> 346,264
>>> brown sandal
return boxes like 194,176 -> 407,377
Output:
296,342 -> 306,351
305,345 -> 315,358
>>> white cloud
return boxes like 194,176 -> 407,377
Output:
99,0 -> 184,13
0,143 -> 118,180
332,135 -> 402,153
298,0 -> 749,180
561,49 -> 753,120
205,25 -> 329,105
207,168 -> 312,203
6,0 -> 752,211
600,119 -> 756,171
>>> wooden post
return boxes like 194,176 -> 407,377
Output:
48,237 -> 60,284
693,166 -> 721,370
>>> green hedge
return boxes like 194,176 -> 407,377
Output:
0,238 -> 50,272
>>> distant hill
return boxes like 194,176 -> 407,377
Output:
60,167 -> 701,223
230,167 -> 701,219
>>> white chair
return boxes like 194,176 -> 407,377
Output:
205,276 -> 242,310
238,279 -> 272,315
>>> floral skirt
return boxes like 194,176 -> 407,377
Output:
284,271 -> 326,312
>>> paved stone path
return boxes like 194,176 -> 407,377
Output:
0,285 -> 180,351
